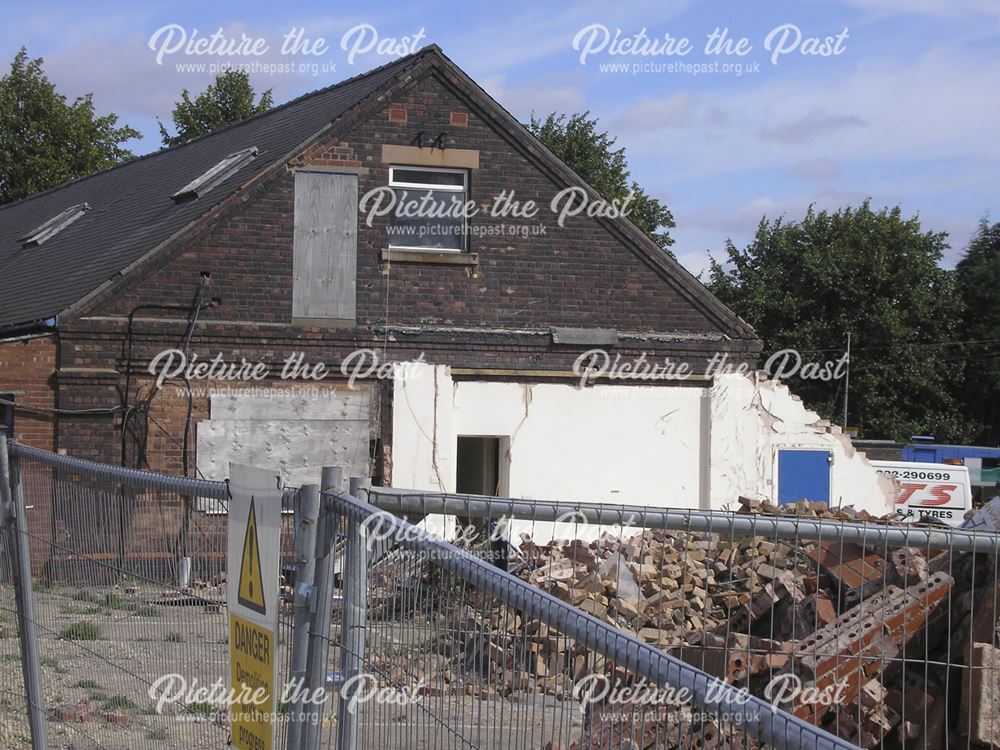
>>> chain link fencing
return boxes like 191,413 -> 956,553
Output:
0,537 -> 33,747
0,442 -> 34,746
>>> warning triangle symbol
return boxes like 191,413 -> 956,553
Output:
237,497 -> 267,616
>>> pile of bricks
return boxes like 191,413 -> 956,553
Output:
369,499 -> 1000,748
507,503 -> 994,747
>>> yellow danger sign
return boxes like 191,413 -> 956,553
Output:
230,613 -> 275,750
228,464 -> 281,750
237,498 -> 267,615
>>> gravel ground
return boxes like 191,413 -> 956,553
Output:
0,585 -> 582,749
2,584 -> 241,749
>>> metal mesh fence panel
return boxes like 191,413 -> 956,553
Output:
361,488 -> 1000,750
7,442 -> 1000,750
0,498 -> 32,746
317,489 -> 856,750
8,444 -> 301,750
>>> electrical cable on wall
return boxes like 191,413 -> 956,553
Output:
118,276 -> 212,473
0,398 -> 122,416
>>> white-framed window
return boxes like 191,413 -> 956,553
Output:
387,166 -> 469,252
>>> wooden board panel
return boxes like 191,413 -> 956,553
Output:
292,170 -> 358,320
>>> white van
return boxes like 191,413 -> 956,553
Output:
871,460 -> 973,527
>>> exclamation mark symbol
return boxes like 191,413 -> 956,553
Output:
247,535 -> 255,600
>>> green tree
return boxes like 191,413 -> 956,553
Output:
527,112 -> 675,253
0,48 -> 139,205
707,201 -> 973,442
955,219 -> 1000,444
159,70 -> 273,147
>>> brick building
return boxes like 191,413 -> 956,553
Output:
0,46 -> 891,517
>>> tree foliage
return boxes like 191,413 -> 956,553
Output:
527,112 -> 675,253
0,48 -> 139,205
707,201 -> 974,442
955,219 -> 1000,444
159,70 -> 273,147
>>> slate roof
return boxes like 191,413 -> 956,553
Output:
0,45 -> 757,341
0,48 -> 426,328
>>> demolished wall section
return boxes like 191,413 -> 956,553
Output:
709,372 -> 893,516
392,363 -> 893,518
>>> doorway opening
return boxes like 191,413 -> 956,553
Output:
456,436 -> 509,496
456,435 -> 511,570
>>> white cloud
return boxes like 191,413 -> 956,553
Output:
675,245 -> 716,278
615,43 -> 1000,183
42,34 -> 190,120
920,214 -> 983,267
444,0 -> 695,74
0,7 -> 152,55
611,92 -> 698,131
36,21 -> 348,140
759,108 -> 865,143
837,0 -> 1000,18
786,160 -> 842,181
479,73 -> 586,121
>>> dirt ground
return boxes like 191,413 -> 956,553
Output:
0,585 -> 582,749
2,583 -> 237,749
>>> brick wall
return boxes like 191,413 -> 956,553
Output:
0,334 -> 57,450
0,334 -> 58,571
89,70 -> 744,337
51,65 -> 758,469
0,60 -> 760,576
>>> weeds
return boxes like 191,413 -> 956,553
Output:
185,701 -> 216,716
40,655 -> 68,673
58,621 -> 100,640
102,695 -> 138,712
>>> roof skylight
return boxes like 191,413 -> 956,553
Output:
171,146 -> 259,202
17,203 -> 91,247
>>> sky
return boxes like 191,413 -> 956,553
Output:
2,0 -> 998,276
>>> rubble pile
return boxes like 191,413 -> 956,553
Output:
370,499 -> 1000,749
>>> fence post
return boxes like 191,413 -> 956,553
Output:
335,476 -> 370,750
287,484 -> 320,748
302,466 -> 342,750
1,442 -> 48,750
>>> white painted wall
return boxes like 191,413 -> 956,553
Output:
453,380 -> 710,507
709,373 -> 894,515
391,362 -> 893,525
390,363 -> 455,492
390,363 -> 458,536
392,363 -> 709,502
